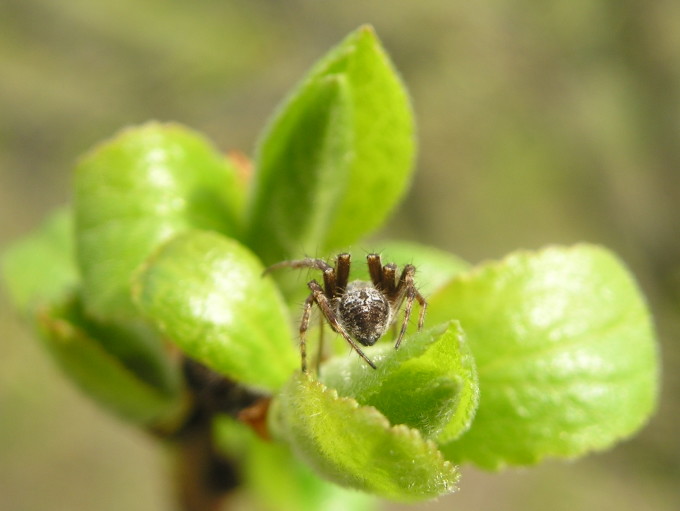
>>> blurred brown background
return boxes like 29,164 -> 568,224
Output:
1,1 -> 678,510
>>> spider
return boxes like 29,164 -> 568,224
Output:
265,253 -> 427,372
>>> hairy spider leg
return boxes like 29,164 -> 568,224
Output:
315,315 -> 325,374
384,263 -> 401,340
298,286 -> 331,373
264,256 -> 350,297
266,254 -> 361,372
305,280 -> 377,370
367,253 -> 398,295
334,253 -> 351,295
299,293 -> 314,372
382,263 -> 397,296
392,265 -> 427,349
315,254 -> 350,370
395,265 -> 427,330
367,253 -> 383,288
263,257 -> 333,274
367,254 -> 426,347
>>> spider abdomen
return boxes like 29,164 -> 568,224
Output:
336,282 -> 392,346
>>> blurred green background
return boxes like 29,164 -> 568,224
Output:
1,1 -> 678,510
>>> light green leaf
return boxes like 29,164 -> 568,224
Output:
429,245 -> 659,469
320,322 -> 478,442
132,229 -> 297,391
247,25 -> 415,264
246,74 -> 352,265
1,207 -> 77,315
75,122 -> 243,319
274,372 -> 459,502
37,295 -> 186,426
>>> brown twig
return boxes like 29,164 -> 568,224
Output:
170,358 -> 268,511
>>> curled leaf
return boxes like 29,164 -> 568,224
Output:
321,322 -> 478,442
37,295 -> 186,426
274,372 -> 459,502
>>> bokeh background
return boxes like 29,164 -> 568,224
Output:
1,1 -> 678,510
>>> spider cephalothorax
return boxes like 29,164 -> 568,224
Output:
265,253 -> 427,372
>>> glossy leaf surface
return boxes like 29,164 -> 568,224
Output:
75,122 -> 243,319
429,245 -> 659,468
133,230 -> 297,391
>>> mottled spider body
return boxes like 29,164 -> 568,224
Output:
265,253 -> 427,372
336,281 -> 393,346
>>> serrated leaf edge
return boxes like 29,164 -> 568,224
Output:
302,374 -> 460,493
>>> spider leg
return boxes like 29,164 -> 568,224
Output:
334,253 -> 351,296
367,254 -> 397,296
308,281 -> 377,369
392,265 -> 428,349
299,292 -> 315,372
316,315 -> 325,374
367,253 -> 383,288
416,292 -> 427,330
395,288 -> 413,349
382,263 -> 397,297
263,257 -> 333,274
385,262 -> 404,343
264,256 -> 338,297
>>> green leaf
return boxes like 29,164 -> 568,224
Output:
246,75 -> 352,265
429,245 -> 659,469
75,122 -> 243,319
37,295 -> 186,426
273,372 -> 459,502
1,207 -> 77,315
320,322 -> 478,442
132,229 -> 297,391
247,25 -> 415,264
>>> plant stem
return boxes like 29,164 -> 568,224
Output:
171,358 -> 267,511
175,408 -> 238,511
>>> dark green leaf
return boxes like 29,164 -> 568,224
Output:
37,295 -> 186,426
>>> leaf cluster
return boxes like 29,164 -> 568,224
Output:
1,25 -> 659,508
